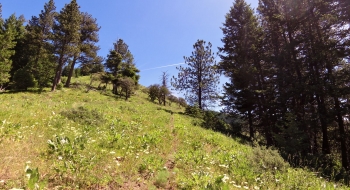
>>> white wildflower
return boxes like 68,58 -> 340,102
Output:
219,164 -> 229,169
222,174 -> 229,183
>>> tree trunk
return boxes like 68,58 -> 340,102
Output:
316,94 -> 331,154
51,43 -> 66,91
51,62 -> 64,91
334,97 -> 349,170
65,54 -> 78,87
248,110 -> 254,139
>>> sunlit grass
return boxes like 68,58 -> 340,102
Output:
0,76 -> 348,189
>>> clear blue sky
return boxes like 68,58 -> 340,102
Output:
2,0 -> 258,102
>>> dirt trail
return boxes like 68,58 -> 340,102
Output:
119,114 -> 179,190
164,115 -> 179,190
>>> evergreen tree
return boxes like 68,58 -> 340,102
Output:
113,39 -> 140,84
172,39 -> 219,110
7,14 -> 26,79
51,0 -> 81,91
219,0 -> 263,140
0,6 -> 17,90
104,49 -> 122,94
23,0 -> 57,89
65,12 -> 100,87
105,39 -> 140,94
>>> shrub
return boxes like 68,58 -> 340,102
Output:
56,83 -> 63,90
185,104 -> 202,118
248,146 -> 289,173
118,77 -> 135,100
167,95 -> 178,106
141,86 -> 149,94
154,170 -> 169,188
60,106 -> 104,126
148,84 -> 160,102
13,67 -> 37,90
201,111 -> 231,134
74,68 -> 81,78
61,76 -> 68,84
178,97 -> 187,107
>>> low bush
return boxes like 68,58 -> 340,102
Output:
60,106 -> 104,126
248,146 -> 289,173
185,105 -> 202,118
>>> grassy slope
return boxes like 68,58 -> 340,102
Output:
0,77 -> 348,189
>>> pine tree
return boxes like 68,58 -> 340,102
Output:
15,0 -> 56,89
172,40 -> 219,110
7,14 -> 26,79
113,39 -> 140,84
51,0 -> 81,91
0,6 -> 17,90
104,50 -> 122,94
219,0 -> 263,140
65,12 -> 100,87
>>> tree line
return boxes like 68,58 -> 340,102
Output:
169,0 -> 350,176
0,0 -> 139,95
217,0 -> 350,173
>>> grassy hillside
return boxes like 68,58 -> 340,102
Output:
0,77 -> 348,189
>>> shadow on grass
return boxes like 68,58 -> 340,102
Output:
1,88 -> 47,94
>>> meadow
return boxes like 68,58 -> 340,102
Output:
0,77 -> 348,189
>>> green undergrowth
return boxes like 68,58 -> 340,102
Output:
0,76 -> 348,189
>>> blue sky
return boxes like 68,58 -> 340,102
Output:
2,0 -> 258,105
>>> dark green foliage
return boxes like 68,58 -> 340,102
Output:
274,113 -> 310,156
74,68 -> 81,78
13,67 -> 37,90
56,82 -> 63,90
0,11 -> 17,89
147,84 -> 170,105
105,50 -> 122,77
7,14 -> 26,80
62,63 -> 71,77
118,77 -> 135,100
248,146 -> 289,173
167,94 -> 178,106
23,0 -> 56,89
80,59 -> 104,76
52,0 -> 82,91
220,0 -> 350,175
65,12 -> 101,87
112,39 -> 140,85
184,105 -> 202,118
219,0 -> 262,140
60,106 -> 104,126
172,40 -> 219,110
201,111 -> 231,134
148,84 -> 160,102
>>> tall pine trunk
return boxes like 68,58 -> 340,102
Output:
65,54 -> 78,87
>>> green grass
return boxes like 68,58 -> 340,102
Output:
0,76 -> 348,189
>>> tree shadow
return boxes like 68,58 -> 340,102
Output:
1,88 -> 47,94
